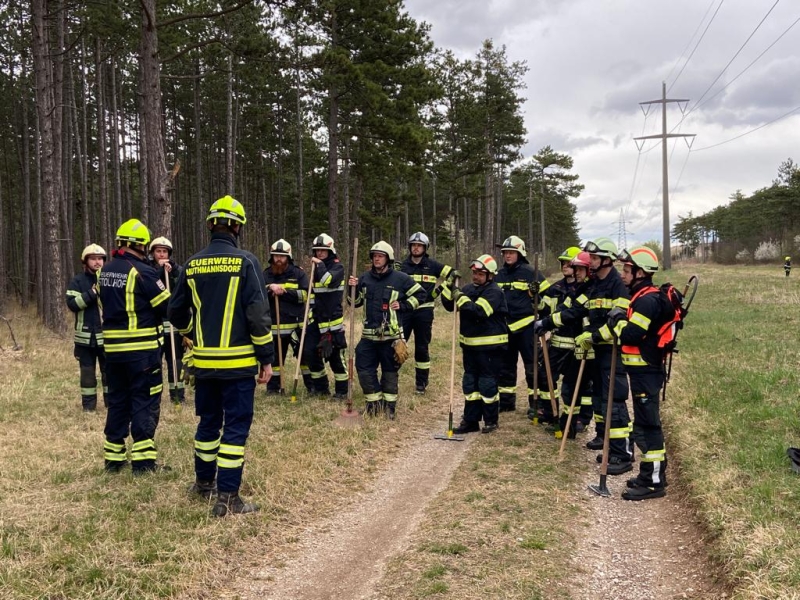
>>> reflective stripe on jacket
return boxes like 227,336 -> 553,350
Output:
66,270 -> 103,346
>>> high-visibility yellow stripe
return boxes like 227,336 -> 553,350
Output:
126,268 -> 138,329
220,276 -> 240,348
149,383 -> 163,396
193,356 -> 258,369
475,297 -> 493,317
629,311 -> 650,329
151,289 -> 170,307
641,449 -> 666,462
459,334 -> 508,346
195,438 -> 221,451
104,327 -> 159,338
193,345 -> 255,357
251,332 -> 272,345
508,315 -> 535,331
465,392 -> 481,401
105,340 -> 160,352
187,279 -> 204,347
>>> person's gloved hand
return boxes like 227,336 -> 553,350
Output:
533,319 -> 546,336
182,350 -> 196,388
392,339 -> 409,366
575,331 -> 593,351
452,288 -> 465,302
528,280 -> 540,295
607,307 -> 626,328
447,270 -> 462,284
318,332 -> 333,360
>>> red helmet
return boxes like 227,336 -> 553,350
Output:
571,251 -> 591,268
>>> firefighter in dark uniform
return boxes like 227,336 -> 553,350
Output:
784,256 -> 791,277
535,251 -> 597,436
98,220 -> 171,474
533,246 -> 581,430
494,236 -> 549,414
442,254 -> 508,434
576,237 -> 632,474
264,239 -> 313,394
614,246 -> 671,500
348,241 -> 425,419
306,234 -> 348,398
66,244 -> 107,412
169,196 -> 274,517
399,231 -> 455,394
150,236 -> 185,407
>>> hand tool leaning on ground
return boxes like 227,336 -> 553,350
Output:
531,253 -> 541,425
661,274 -> 698,402
435,275 -> 465,442
164,271 -> 180,409
290,268 -> 315,403
559,349 -> 588,458
274,296 -> 285,394
335,237 -> 363,427
588,329 -> 620,498
539,336 -> 563,439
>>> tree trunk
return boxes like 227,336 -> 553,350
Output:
96,40 -> 109,247
32,0 -> 65,332
110,55 -> 123,228
140,0 -> 173,238
226,53 -> 234,194
193,60 -> 203,249
21,66 -> 32,306
326,11 -> 339,243
295,41 -> 304,250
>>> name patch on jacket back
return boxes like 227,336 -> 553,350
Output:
186,256 -> 243,276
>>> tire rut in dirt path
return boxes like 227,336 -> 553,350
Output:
230,431 -> 473,600
567,449 -> 728,600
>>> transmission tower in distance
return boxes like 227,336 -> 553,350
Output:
617,208 -> 632,252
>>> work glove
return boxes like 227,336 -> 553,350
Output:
528,280 -> 540,295
182,336 -> 194,351
446,270 -> 462,284
182,349 -> 196,388
533,319 -> 547,336
318,331 -> 333,360
452,288 -> 464,302
575,331 -> 593,351
607,307 -> 626,329
392,338 -> 409,366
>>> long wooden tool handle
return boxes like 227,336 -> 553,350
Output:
346,238 -> 359,412
291,268 -> 315,401
164,271 -> 179,394
559,354 -> 587,457
275,298 -> 284,391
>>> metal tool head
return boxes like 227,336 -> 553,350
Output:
434,432 -> 465,442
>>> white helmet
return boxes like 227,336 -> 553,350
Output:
408,231 -> 430,250
499,235 -> 527,258
149,236 -> 173,254
81,243 -> 106,262
370,240 -> 395,262
311,233 -> 337,257
270,239 -> 293,260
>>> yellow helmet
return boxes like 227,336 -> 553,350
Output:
81,243 -> 106,262
207,195 -> 247,225
618,246 -> 659,274
369,241 -> 395,262
149,236 -> 173,253
115,219 -> 151,247
471,254 -> 499,275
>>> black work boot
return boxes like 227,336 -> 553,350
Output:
363,401 -> 380,417
481,422 -> 499,434
621,485 -> 665,501
212,491 -> 259,517
586,436 -> 604,450
82,395 -> 98,412
384,402 -> 396,420
453,420 -> 480,434
605,457 -> 633,476
189,479 -> 217,500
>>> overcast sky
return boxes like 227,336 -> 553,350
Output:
402,0 -> 800,249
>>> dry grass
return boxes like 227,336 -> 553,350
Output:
0,306 -> 466,599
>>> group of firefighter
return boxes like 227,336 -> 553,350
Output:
65,195 -> 674,511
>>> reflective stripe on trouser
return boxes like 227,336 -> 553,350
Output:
355,338 -> 398,402
307,326 -> 349,394
103,355 -> 161,471
630,369 -> 667,487
194,376 -> 256,493
163,331 -> 185,400
75,344 -> 107,409
536,344 -> 571,419
497,326 -> 534,410
462,347 -> 502,426
401,308 -> 433,387
591,345 -> 631,460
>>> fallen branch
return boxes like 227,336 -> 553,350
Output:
0,315 -> 22,351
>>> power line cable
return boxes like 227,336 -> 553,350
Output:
668,0 -> 726,92
665,0 -> 718,85
691,104 -> 800,151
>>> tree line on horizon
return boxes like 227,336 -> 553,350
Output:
0,0 -> 583,332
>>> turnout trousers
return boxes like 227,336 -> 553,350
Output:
75,344 -> 107,411
306,324 -> 348,395
194,376 -> 256,493
162,330 -> 185,403
534,343 -> 573,422
497,325 -> 535,412
267,327 -> 313,393
559,350 -> 594,433
401,308 -> 434,389
355,338 -> 398,406
592,344 -> 632,462
103,354 -> 162,472
461,347 -> 502,426
629,369 -> 667,487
